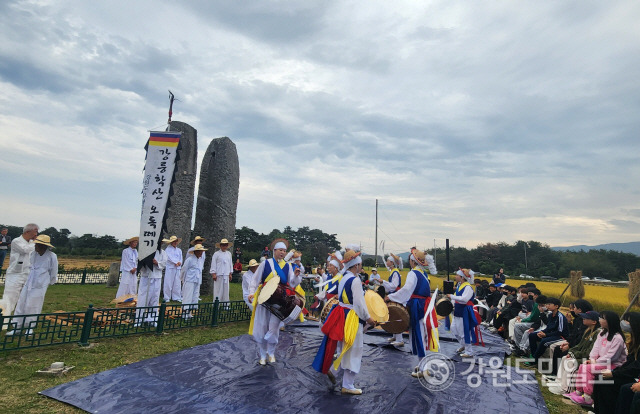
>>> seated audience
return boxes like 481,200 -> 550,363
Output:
566,311 -> 627,408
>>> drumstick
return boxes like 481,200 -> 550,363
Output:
377,319 -> 406,325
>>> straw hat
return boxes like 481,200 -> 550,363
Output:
123,236 -> 139,246
271,238 -> 289,251
190,236 -> 206,246
193,244 -> 208,251
409,248 -> 427,266
342,249 -> 362,269
248,259 -> 259,268
215,238 -> 233,248
292,251 -> 302,261
34,234 -> 55,248
162,235 -> 182,245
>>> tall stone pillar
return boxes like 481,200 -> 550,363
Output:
193,137 -> 239,296
165,121 -> 198,260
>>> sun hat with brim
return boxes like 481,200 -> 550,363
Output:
248,259 -> 259,268
192,244 -> 208,251
409,248 -> 427,267
342,249 -> 362,269
34,234 -> 54,248
271,238 -> 289,251
162,235 -> 182,245
123,236 -> 139,246
190,236 -> 206,246
215,238 -> 233,248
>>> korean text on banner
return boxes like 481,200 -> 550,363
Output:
138,131 -> 181,267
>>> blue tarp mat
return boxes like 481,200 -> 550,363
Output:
41,324 -> 547,414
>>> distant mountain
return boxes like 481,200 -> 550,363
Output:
552,242 -> 640,256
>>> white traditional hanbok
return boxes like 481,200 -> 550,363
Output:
116,246 -> 138,298
12,249 -> 58,332
136,250 -> 167,325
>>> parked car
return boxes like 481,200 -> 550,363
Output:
592,277 -> 612,283
541,275 -> 557,281
581,276 -> 590,281
519,274 -> 534,279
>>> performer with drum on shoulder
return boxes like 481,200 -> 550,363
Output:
382,253 -> 404,345
448,268 -> 480,358
386,248 -> 439,377
314,251 -> 343,320
247,239 -> 302,366
312,247 -> 375,395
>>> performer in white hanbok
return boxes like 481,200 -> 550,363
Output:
7,234 -> 57,336
387,248 -> 439,377
116,236 -> 139,298
242,259 -> 259,308
181,244 -> 207,318
248,239 -> 302,365
186,236 -> 206,301
1,223 -> 38,317
210,238 -> 233,303
312,252 -> 343,315
136,248 -> 167,326
448,268 -> 480,358
312,248 -> 375,395
163,236 -> 183,302
382,253 -> 405,345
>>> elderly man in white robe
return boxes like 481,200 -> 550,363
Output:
181,244 -> 207,318
116,236 -> 139,298
1,223 -> 38,318
210,238 -> 233,304
163,236 -> 183,302
247,239 -> 302,365
7,234 -> 57,336
186,236 -> 206,302
242,259 -> 260,309
135,248 -> 167,327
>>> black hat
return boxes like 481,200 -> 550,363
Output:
578,311 -> 599,321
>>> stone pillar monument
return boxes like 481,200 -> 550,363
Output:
193,137 -> 239,296
165,121 -> 198,259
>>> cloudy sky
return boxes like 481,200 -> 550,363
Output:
1,0 -> 639,253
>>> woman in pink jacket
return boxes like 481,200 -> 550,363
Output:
566,311 -> 627,408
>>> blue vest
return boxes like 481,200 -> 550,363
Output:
411,269 -> 431,297
339,274 -> 356,305
453,283 -> 475,317
390,270 -> 402,289
261,259 -> 290,285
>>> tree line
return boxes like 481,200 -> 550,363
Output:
425,240 -> 640,281
3,223 -> 637,279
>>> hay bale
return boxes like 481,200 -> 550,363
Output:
628,270 -> 640,306
570,270 -> 585,299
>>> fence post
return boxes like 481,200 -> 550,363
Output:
211,298 -> 219,327
81,267 -> 87,285
156,301 -> 166,335
79,304 -> 95,346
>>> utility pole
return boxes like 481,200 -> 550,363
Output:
374,199 -> 378,266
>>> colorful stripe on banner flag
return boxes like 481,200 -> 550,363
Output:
149,132 -> 180,147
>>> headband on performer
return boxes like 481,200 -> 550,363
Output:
456,268 -> 475,283
274,242 -> 287,250
343,255 -> 362,270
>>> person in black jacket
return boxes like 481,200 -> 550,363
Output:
608,312 -> 640,414
526,297 -> 569,365
493,268 -> 506,285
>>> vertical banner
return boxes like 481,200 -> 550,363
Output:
138,131 -> 181,270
